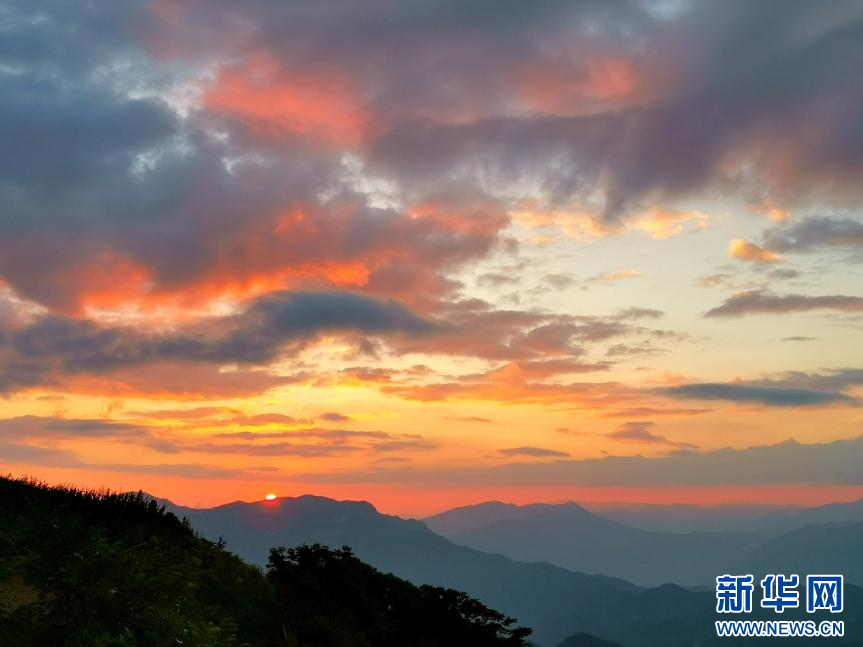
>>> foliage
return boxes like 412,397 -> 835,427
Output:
0,476 -> 277,646
0,476 -> 531,646
268,543 -> 531,647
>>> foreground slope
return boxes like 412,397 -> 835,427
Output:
0,477 -> 275,645
0,477 -> 530,647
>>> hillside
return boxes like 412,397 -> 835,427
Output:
0,476 -> 530,646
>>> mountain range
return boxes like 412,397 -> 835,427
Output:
163,494 -> 863,646
425,499 -> 863,587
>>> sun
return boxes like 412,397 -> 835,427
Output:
264,493 -> 277,501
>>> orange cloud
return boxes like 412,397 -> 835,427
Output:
633,209 -> 710,240
728,239 -> 780,263
54,362 -> 295,400
15,194 -> 506,320
204,52 -> 369,146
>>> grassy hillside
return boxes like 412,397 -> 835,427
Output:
0,476 -> 530,647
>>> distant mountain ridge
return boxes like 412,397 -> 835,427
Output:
425,500 -> 759,586
426,499 -> 863,587
590,498 -> 863,535
164,494 -> 639,646
161,493 -> 863,646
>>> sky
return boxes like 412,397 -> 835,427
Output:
1,0 -> 863,516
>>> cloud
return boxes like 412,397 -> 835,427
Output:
319,412 -> 352,423
0,291 -> 434,393
706,290 -> 863,317
541,274 -> 578,291
0,416 -> 177,454
763,216 -> 863,252
56,363 -> 299,400
378,369 -> 633,408
127,407 -> 242,420
768,268 -> 801,281
605,343 -> 665,357
0,3 -> 513,315
601,407 -> 712,418
443,416 -> 492,424
5,0 -> 861,319
0,413 -> 436,465
728,239 -> 780,263
476,273 -> 520,288
204,427 -> 439,454
392,298 -> 640,361
292,435 -> 863,488
607,421 -> 695,449
0,416 -> 150,440
756,367 -> 863,394
584,270 -> 643,286
631,209 -> 709,240
498,446 -> 570,458
662,383 -> 854,407
616,307 -> 664,321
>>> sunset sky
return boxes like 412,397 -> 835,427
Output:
2,0 -> 863,515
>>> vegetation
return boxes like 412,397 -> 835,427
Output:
268,544 -> 530,647
0,476 -> 530,646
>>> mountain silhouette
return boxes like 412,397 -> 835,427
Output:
737,521 -> 863,585
426,501 -> 759,586
165,495 -> 640,646
556,632 -> 623,647
165,494 -> 863,645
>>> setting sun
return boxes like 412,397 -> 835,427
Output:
265,493 -> 277,501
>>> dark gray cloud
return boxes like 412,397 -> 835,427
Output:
0,288 -> 662,394
365,0 -> 863,218
0,291 -> 434,392
616,307 -> 664,321
706,290 -> 863,317
498,446 -> 570,458
661,383 -> 855,407
763,216 -> 863,253
758,368 -> 863,394
608,421 -> 695,449
0,1 -> 511,313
